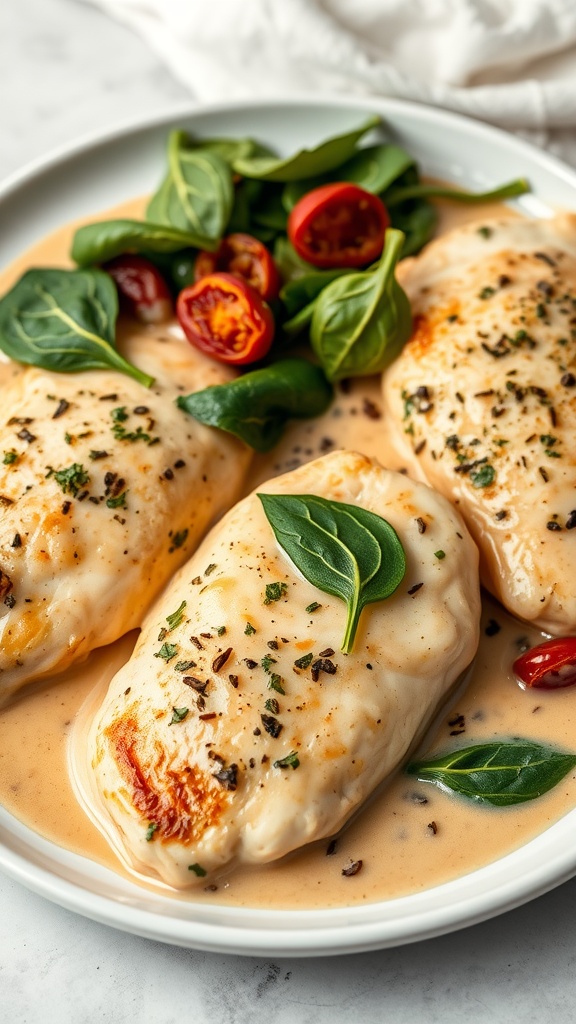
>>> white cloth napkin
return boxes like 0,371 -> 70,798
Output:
84,0 -> 576,166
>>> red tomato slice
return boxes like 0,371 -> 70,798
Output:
194,233 -> 280,301
176,273 -> 275,365
287,182 -> 390,269
513,637 -> 576,689
105,255 -> 172,323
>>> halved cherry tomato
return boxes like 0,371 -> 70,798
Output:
287,182 -> 390,269
194,233 -> 280,301
105,255 -> 172,323
176,273 -> 275,365
513,637 -> 576,689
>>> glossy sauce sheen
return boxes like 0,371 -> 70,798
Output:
1,198 -> 576,909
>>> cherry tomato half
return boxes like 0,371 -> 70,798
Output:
513,637 -> 576,689
176,273 -> 275,366
105,255 -> 173,324
287,182 -> 390,269
194,233 -> 280,301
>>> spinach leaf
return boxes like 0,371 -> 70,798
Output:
227,179 -> 264,234
188,136 -> 275,165
0,269 -> 153,386
281,269 -> 350,338
407,740 -> 576,807
176,358 -> 333,452
258,493 -> 406,653
385,177 -> 530,206
273,237 -> 317,282
389,200 -> 438,258
281,269 -> 350,318
250,184 -> 289,232
71,219 -> 216,266
232,114 -> 380,182
310,228 -> 411,380
282,144 -> 416,211
147,130 -> 234,241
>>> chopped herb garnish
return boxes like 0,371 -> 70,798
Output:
477,226 -> 492,239
274,751 -> 300,770
478,286 -> 496,300
204,563 -> 217,576
154,642 -> 178,662
306,602 -> 321,614
145,822 -> 158,842
188,863 -> 207,877
169,528 -> 188,552
264,697 -> 280,714
244,622 -> 256,635
166,600 -> 187,631
212,764 -> 238,790
434,550 -> 446,560
3,451 -> 18,465
470,464 -> 495,488
174,659 -> 196,672
342,860 -> 363,877
212,647 -> 233,673
48,463 -> 90,497
169,706 -> 189,724
89,449 -> 109,460
264,581 -> 287,605
294,653 -> 314,669
261,714 -> 283,738
261,653 -> 277,673
106,490 -> 127,509
268,674 -> 286,695
111,406 -> 157,444
217,626 -> 226,636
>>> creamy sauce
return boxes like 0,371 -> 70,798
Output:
1,195 -> 575,910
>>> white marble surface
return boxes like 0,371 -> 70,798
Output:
3,1 -> 576,1021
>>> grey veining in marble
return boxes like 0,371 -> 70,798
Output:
3,2 -> 576,1022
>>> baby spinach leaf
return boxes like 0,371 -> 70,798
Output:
0,268 -> 154,386
282,144 -> 416,211
232,114 -> 380,182
385,177 -> 530,206
407,741 -> 576,806
388,199 -> 438,258
250,184 -> 289,232
280,269 -> 350,318
310,228 -> 411,380
176,358 -> 333,452
281,269 -> 350,337
71,219 -> 216,266
273,237 -> 317,282
188,136 -> 274,165
258,493 -> 406,653
147,130 -> 234,241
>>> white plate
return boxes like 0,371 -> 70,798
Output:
1,96 -> 576,958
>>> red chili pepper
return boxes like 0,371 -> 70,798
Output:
176,272 -> 275,366
513,637 -> 576,689
194,233 -> 280,301
287,182 -> 389,269
105,255 -> 172,324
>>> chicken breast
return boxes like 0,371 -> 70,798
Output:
383,213 -> 576,635
76,450 -> 480,888
0,325 -> 250,702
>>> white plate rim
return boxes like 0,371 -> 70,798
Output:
2,93 -> 576,957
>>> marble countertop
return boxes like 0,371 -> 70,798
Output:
3,2 -> 576,1021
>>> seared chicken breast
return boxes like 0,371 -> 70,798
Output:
78,450 -> 480,888
0,326 -> 250,702
383,213 -> 576,635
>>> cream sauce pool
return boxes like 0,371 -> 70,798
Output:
1,197 -> 576,910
